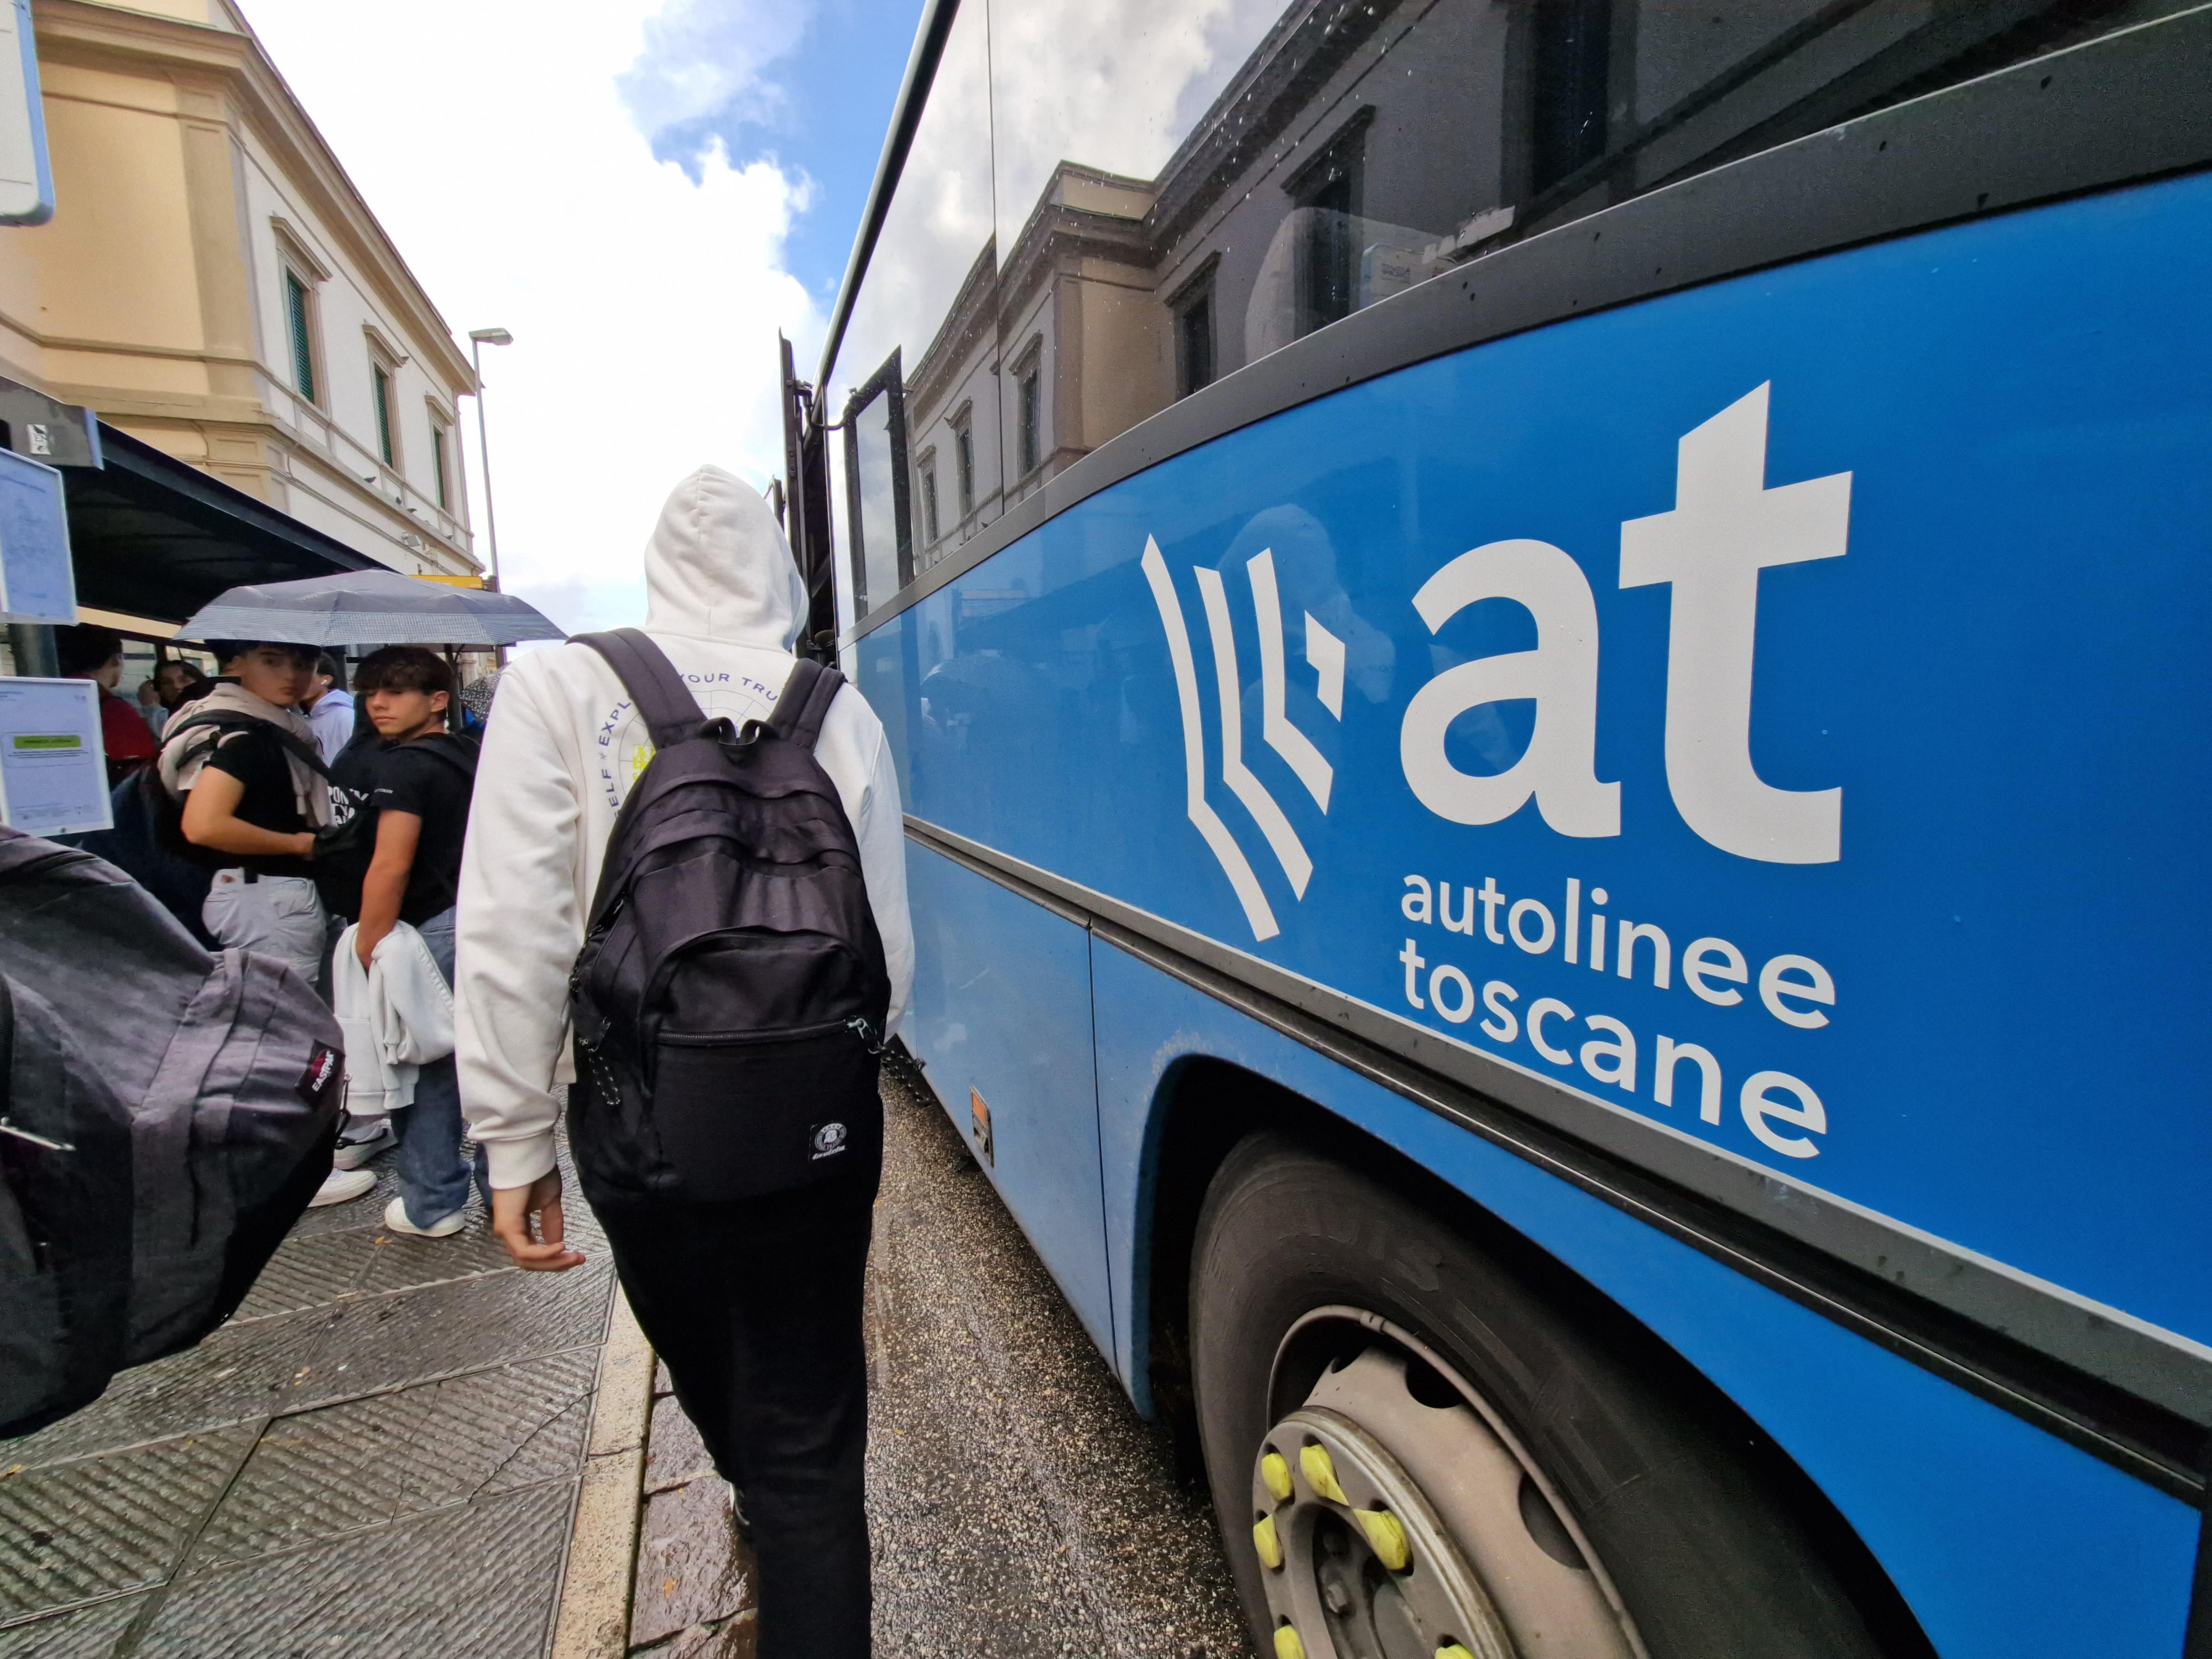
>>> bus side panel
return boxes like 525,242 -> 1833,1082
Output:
1087,936 -> 2199,1659
901,841 -> 1115,1357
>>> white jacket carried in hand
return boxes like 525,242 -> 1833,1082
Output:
453,466 -> 915,1191
331,920 -> 455,1115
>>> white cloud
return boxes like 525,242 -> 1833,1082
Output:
618,0 -> 812,150
236,0 -> 823,636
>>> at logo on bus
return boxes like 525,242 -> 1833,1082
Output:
1406,383 -> 1848,867
1146,384 -> 1850,944
1142,536 -> 1340,942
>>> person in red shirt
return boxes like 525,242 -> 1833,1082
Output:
58,625 -> 158,786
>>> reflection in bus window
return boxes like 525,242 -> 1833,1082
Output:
845,379 -> 906,618
828,0 -> 2179,622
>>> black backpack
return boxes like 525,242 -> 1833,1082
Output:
0,832 -> 344,1437
143,710 -> 336,867
67,771 -> 219,947
567,630 -> 891,1204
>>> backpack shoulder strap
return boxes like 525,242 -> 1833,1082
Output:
160,711 -> 329,779
766,658 -> 843,754
574,629 -> 703,748
413,733 -> 479,785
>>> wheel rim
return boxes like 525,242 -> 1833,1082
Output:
1248,1314 -> 1645,1659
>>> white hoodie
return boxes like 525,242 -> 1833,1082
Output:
453,466 -> 914,1190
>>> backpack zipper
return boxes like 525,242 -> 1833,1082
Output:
0,1119 -> 73,1153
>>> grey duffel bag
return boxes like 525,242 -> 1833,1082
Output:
0,830 -> 345,1437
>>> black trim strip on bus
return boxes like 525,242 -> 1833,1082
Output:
839,4 -> 2212,649
902,814 -> 2211,1500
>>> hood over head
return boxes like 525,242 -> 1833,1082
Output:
642,464 -> 808,649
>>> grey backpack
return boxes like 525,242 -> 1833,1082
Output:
0,831 -> 345,1437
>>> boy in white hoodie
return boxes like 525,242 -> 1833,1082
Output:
455,467 -> 911,1658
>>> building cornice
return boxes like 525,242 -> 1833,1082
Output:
32,0 -> 476,395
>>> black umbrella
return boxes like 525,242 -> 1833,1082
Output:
175,569 -> 564,648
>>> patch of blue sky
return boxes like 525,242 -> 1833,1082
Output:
620,0 -> 925,305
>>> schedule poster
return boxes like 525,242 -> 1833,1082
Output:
0,677 -> 108,834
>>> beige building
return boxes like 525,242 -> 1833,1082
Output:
0,0 -> 479,627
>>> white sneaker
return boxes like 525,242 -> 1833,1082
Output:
332,1115 -> 395,1171
310,1167 -> 377,1207
383,1197 -> 466,1239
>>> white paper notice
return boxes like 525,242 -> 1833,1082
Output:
0,450 -> 75,624
0,678 -> 109,836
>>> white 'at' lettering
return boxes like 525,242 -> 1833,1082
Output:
1401,385 -> 1849,865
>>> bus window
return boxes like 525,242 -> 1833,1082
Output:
842,351 -> 912,620
828,0 -> 2190,630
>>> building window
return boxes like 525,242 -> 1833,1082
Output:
1016,352 -> 1041,478
1172,259 -> 1220,398
430,421 -> 451,510
1531,0 -> 1613,195
1178,291 -> 1215,397
919,453 -> 940,545
1288,109 -> 1372,338
953,409 -> 975,517
371,361 -> 396,466
284,270 -> 317,403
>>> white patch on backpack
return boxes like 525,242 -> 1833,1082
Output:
810,1121 -> 848,1160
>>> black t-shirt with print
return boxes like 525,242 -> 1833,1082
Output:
199,726 -> 312,878
370,734 -> 477,925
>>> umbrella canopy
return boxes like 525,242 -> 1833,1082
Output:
175,569 -> 565,648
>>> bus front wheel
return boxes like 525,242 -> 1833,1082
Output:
1190,1132 -> 1885,1659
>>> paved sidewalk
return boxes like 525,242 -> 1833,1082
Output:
0,1145 -> 618,1658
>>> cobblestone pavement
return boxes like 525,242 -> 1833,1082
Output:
627,1070 -> 1250,1658
0,1144 -> 618,1658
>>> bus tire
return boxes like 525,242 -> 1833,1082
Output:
1190,1131 -> 1885,1659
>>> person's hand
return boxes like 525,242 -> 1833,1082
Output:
491,1170 -> 586,1272
295,830 -> 319,860
353,924 -> 388,971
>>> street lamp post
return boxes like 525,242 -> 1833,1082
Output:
466,327 -> 513,592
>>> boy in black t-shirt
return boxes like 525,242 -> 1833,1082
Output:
353,647 -> 486,1237
166,641 -> 332,988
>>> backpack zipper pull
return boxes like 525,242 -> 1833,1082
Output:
846,1017 -> 885,1056
0,1119 -> 74,1153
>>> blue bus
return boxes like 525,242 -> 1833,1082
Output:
781,5 -> 2212,1655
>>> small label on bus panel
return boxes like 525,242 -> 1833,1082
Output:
969,1088 -> 994,1167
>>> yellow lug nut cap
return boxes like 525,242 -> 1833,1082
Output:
1252,1513 -> 1283,1571
1299,1443 -> 1349,1504
1260,1451 -> 1294,1503
1357,1507 -> 1411,1572
1274,1626 -> 1308,1659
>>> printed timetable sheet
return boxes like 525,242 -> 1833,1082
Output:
0,677 -> 108,835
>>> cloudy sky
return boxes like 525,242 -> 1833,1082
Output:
238,0 -> 922,635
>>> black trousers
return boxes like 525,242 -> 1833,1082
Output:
596,1163 -> 878,1658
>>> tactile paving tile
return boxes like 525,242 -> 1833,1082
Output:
187,1349 -> 596,1569
286,1259 -> 615,1407
226,1228 -> 374,1323
0,1425 -> 257,1618
135,1482 -> 571,1658
4,1311 -> 324,1469
0,1590 -> 145,1657
351,1215 -> 517,1297
283,1163 -> 401,1240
